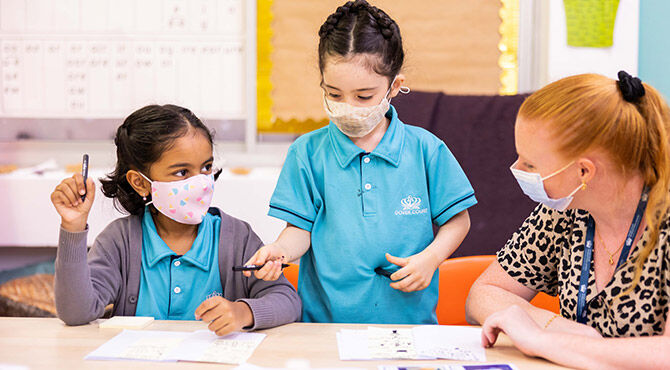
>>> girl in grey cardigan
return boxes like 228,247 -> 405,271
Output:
50,104 -> 301,336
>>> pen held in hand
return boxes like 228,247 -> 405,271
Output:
232,263 -> 290,272
81,154 -> 89,201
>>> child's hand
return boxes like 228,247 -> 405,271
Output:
385,251 -> 441,292
195,296 -> 254,337
242,243 -> 287,280
50,173 -> 95,232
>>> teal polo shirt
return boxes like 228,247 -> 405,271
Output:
136,207 -> 223,320
268,105 -> 477,324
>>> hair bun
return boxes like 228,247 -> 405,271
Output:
617,70 -> 646,103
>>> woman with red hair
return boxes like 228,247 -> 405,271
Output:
466,71 -> 670,368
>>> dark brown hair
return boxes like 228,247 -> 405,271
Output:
318,0 -> 404,81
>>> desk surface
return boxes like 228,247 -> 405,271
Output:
0,318 -> 566,370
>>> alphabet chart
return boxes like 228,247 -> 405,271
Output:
0,0 -> 251,120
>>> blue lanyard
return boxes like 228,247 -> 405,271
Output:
576,186 -> 649,324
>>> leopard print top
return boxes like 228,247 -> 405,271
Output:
497,204 -> 669,337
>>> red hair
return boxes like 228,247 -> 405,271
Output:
519,73 -> 670,294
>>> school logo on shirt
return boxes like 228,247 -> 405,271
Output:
395,195 -> 428,216
206,291 -> 222,300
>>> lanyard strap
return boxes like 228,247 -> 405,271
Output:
576,186 -> 649,324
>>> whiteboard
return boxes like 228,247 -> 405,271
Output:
0,0 -> 254,121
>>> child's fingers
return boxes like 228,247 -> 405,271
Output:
72,173 -> 86,196
83,177 -> 96,202
195,297 -> 219,320
200,305 -> 225,324
270,260 -> 283,280
245,248 -> 270,268
56,183 -> 80,207
390,273 -> 416,291
254,261 -> 278,280
402,280 -> 425,293
386,253 -> 409,267
207,314 -> 232,333
210,319 -> 234,337
389,266 -> 411,282
51,189 -> 69,206
243,249 -> 266,277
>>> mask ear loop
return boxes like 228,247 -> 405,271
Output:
137,172 -> 154,206
387,76 -> 411,104
541,161 -> 576,181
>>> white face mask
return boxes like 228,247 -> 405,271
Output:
323,76 -> 410,138
510,160 -> 583,212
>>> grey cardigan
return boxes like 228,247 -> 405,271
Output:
54,207 -> 301,329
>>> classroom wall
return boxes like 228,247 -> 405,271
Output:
271,0 -> 503,121
638,0 -> 670,101
544,0 -> 639,84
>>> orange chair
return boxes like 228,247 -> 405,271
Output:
436,255 -> 560,325
281,257 -> 560,324
283,263 -> 300,290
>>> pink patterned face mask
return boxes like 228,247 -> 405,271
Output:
139,172 -> 215,225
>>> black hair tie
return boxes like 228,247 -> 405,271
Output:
617,70 -> 645,103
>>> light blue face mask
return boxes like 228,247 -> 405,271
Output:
510,160 -> 583,212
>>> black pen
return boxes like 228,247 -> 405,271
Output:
375,267 -> 407,281
232,263 -> 290,272
374,267 -> 394,278
81,154 -> 89,201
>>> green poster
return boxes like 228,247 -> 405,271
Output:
564,0 -> 620,48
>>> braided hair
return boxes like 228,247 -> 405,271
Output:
318,0 -> 404,81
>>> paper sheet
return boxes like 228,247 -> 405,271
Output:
86,329 -> 265,364
367,327 -> 418,360
337,326 -> 486,362
85,330 -> 189,362
412,326 -> 486,362
336,329 -> 371,360
167,330 -> 266,364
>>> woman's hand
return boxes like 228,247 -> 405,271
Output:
481,305 -> 548,358
50,173 -> 95,232
195,296 -> 253,337
242,243 -> 287,280
386,251 -> 441,292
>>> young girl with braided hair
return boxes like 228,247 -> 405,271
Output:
245,0 -> 477,324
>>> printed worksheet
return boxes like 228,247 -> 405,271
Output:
412,326 -> 486,362
336,326 -> 487,362
85,329 -> 265,364
167,330 -> 266,364
85,330 -> 189,362
367,327 -> 417,360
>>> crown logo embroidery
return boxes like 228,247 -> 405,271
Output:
206,291 -> 223,300
400,195 -> 422,210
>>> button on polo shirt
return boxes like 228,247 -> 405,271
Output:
269,105 -> 477,324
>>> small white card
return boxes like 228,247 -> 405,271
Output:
99,316 -> 154,329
